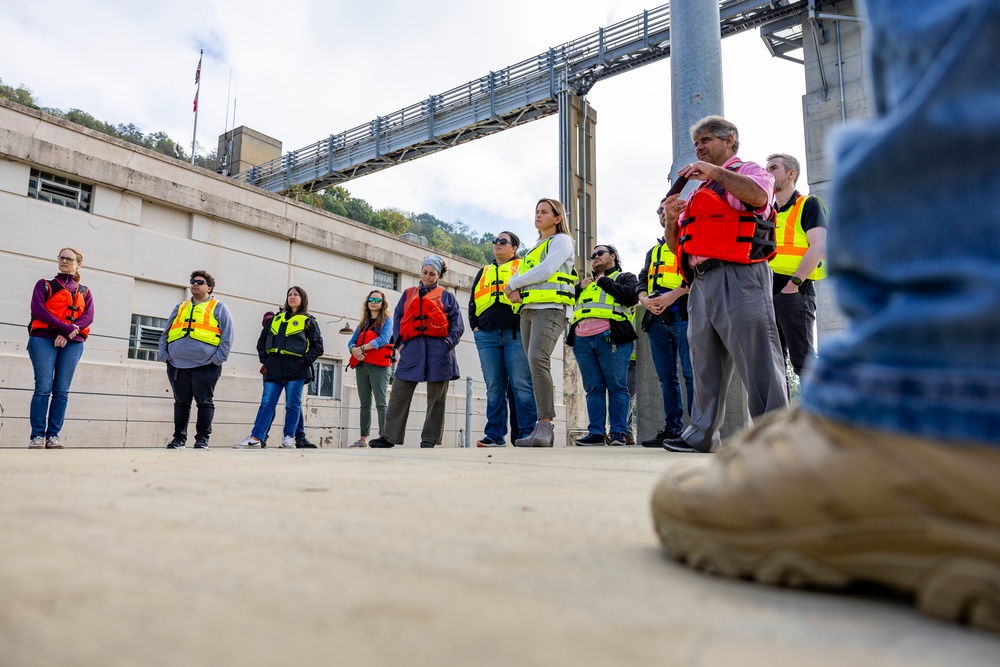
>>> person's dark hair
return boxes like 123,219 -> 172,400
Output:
360,290 -> 390,330
594,244 -> 623,273
434,261 -> 448,279
283,286 -> 309,315
690,115 -> 740,153
499,230 -> 521,250
191,269 -> 215,293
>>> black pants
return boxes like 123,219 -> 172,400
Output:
166,362 -> 223,443
773,290 -> 817,377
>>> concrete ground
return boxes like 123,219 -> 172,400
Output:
1,446 -> 997,667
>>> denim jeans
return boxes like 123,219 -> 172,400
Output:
572,332 -> 633,435
27,336 -> 85,439
261,396 -> 305,444
802,0 -> 1000,445
251,379 -> 305,441
474,328 -> 536,442
646,317 -> 694,434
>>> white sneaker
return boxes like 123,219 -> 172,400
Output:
233,435 -> 262,449
45,436 -> 64,449
28,436 -> 45,449
281,436 -> 297,449
350,440 -> 368,448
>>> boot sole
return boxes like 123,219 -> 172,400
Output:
651,507 -> 1000,632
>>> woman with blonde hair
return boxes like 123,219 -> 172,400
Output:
27,247 -> 95,448
504,198 -> 576,447
347,290 -> 394,447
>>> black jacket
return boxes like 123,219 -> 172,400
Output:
256,314 -> 324,383
566,270 -> 639,347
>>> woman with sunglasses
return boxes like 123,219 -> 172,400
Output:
468,232 -> 536,447
26,248 -> 95,448
369,255 -> 464,449
504,198 -> 576,447
346,290 -> 394,447
236,286 -> 324,449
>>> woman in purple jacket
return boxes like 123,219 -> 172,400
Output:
27,248 -> 95,449
369,256 -> 464,448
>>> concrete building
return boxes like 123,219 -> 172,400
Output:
0,99 -> 570,448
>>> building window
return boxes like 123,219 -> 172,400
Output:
373,267 -> 398,291
128,314 -> 168,361
28,169 -> 93,212
308,359 -> 342,400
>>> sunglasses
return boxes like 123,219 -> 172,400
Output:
190,279 -> 207,286
368,297 -> 383,304
590,250 -> 609,260
492,238 -> 512,246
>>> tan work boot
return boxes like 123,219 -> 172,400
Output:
513,420 -> 555,447
651,407 -> 1000,632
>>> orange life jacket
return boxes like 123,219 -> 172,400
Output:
677,169 -> 776,282
29,279 -> 91,340
349,323 -> 394,368
398,286 -> 450,341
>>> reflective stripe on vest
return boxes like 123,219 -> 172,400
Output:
646,242 -> 683,293
473,259 -> 521,316
769,194 -> 827,280
518,237 -> 577,306
166,298 -> 221,346
398,286 -> 450,341
265,312 -> 310,357
571,271 -> 635,325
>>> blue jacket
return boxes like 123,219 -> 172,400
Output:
392,283 -> 464,382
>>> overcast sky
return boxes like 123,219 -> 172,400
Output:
1,0 -> 810,273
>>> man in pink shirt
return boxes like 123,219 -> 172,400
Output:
659,116 -> 788,453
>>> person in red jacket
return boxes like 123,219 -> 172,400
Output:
27,247 -> 95,449
347,290 -> 394,447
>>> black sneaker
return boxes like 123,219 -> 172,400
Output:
662,437 -> 702,453
641,428 -> 681,448
476,436 -> 505,448
296,436 -> 318,449
368,437 -> 395,449
608,432 -> 627,446
166,439 -> 186,449
194,440 -> 209,449
575,433 -> 607,446
419,442 -> 436,448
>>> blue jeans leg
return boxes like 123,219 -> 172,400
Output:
573,334 -> 610,436
503,330 -> 536,438
252,381 -> 285,440
596,337 -> 633,435
27,337 -> 85,438
647,318 -> 684,434
668,319 -> 695,415
802,0 -> 1000,445
474,329 -> 509,443
282,380 -> 305,439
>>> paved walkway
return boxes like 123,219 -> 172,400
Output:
1,447 -> 997,666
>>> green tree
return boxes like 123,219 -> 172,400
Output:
454,243 -> 486,264
0,79 -> 39,108
371,208 -> 411,235
427,226 -> 453,253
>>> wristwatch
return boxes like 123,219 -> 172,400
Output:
790,276 -> 803,287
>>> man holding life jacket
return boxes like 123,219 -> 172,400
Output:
157,270 -> 234,449
766,153 -> 828,381
567,244 -> 638,446
660,116 -> 787,453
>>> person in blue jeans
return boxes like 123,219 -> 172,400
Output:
567,244 -> 638,446
235,287 -> 323,449
26,247 -> 95,449
636,213 -> 693,447
256,311 -> 313,448
652,0 -> 1000,632
469,231 -> 536,447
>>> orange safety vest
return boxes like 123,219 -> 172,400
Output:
29,279 -> 91,340
349,323 -> 394,368
677,169 -> 776,281
398,286 -> 450,341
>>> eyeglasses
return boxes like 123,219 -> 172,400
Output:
57,255 -> 77,262
367,297 -> 382,304
656,206 -> 664,215
590,250 -> 609,260
190,279 -> 207,286
492,238 -> 512,246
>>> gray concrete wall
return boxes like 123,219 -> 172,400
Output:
0,99 -> 569,448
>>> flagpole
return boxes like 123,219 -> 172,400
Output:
191,49 -> 203,165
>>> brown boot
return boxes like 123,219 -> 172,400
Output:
651,407 -> 1000,632
514,420 -> 554,447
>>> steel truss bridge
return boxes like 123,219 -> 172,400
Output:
235,1 -> 845,194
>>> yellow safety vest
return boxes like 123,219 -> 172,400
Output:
166,298 -> 221,346
265,312 -> 311,357
770,194 -> 827,280
571,270 -> 635,325
646,242 -> 683,293
473,259 -> 521,316
518,237 -> 577,306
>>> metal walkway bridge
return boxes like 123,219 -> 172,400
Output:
234,1 -> 824,194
